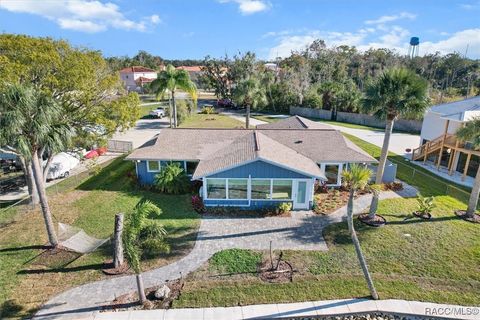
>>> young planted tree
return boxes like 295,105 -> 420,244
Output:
455,118 -> 480,222
151,64 -> 198,128
362,68 -> 429,221
233,76 -> 267,129
123,201 -> 170,304
0,84 -> 74,247
342,164 -> 379,300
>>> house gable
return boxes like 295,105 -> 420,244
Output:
207,159 -> 311,179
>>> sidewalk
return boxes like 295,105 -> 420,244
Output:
93,299 -> 479,320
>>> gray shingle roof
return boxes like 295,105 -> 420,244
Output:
256,115 -> 332,130
126,128 -> 376,179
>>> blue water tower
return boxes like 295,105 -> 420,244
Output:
409,37 -> 420,58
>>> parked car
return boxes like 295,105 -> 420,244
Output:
149,108 -> 165,118
216,98 -> 236,108
46,152 -> 80,180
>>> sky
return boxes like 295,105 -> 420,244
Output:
0,0 -> 480,60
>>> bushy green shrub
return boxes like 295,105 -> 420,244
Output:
154,163 -> 190,194
278,202 -> 292,214
416,195 -> 436,216
303,92 -> 322,109
139,221 -> 170,258
200,106 -> 216,114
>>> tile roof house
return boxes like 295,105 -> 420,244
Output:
119,66 -> 157,92
126,117 -> 376,210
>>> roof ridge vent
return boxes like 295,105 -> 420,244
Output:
296,115 -> 308,128
254,130 -> 260,151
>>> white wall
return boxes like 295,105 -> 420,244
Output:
420,111 -> 462,144
120,71 -> 157,91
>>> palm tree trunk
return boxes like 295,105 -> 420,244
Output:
172,90 -> 178,128
136,273 -> 147,304
347,189 -> 379,300
21,157 -> 39,206
246,104 -> 250,129
168,95 -> 173,128
113,213 -> 124,269
369,118 -> 395,218
31,151 -> 58,247
466,165 -> 480,217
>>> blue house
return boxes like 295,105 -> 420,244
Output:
126,116 -> 376,210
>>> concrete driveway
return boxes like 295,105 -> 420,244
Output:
111,117 -> 169,149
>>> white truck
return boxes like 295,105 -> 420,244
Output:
149,108 -> 166,118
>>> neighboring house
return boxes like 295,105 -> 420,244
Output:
119,66 -> 157,92
126,116 -> 376,210
413,96 -> 480,180
175,66 -> 203,87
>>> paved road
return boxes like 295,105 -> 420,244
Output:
34,186 -> 417,319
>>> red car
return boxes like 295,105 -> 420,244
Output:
216,98 -> 236,108
84,150 -> 99,159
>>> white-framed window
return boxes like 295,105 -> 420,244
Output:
319,163 -> 343,186
206,178 -> 227,199
147,160 -> 160,172
271,180 -> 293,200
251,179 -> 271,199
228,179 -> 248,199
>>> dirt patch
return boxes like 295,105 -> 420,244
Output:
258,254 -> 294,283
102,259 -> 131,275
108,279 -> 184,312
32,247 -> 81,269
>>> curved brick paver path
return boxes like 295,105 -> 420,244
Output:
34,185 -> 416,319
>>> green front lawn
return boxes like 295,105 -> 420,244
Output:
0,157 -> 200,318
173,134 -> 480,308
180,114 -> 245,128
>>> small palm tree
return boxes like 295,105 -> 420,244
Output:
151,65 -> 197,128
456,118 -> 480,221
233,76 -> 267,129
123,200 -> 170,304
154,163 -> 190,194
362,68 -> 429,220
342,164 -> 379,300
0,84 -> 74,247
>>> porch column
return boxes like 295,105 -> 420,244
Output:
423,142 -> 430,163
462,153 -> 472,181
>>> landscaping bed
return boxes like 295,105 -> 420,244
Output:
314,187 -> 369,215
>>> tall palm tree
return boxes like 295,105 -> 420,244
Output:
123,201 -> 170,304
151,65 -> 197,128
0,84 -> 74,247
362,68 -> 429,221
342,164 -> 379,300
233,76 -> 267,129
456,118 -> 480,221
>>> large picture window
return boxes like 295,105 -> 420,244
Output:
147,160 -> 160,172
228,179 -> 248,199
272,180 -> 292,200
206,179 -> 226,199
251,179 -> 271,199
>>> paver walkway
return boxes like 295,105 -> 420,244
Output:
34,185 -> 416,320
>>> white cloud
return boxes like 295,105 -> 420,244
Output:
461,1 -> 480,10
365,11 -> 416,25
219,0 -> 270,15
267,24 -> 480,59
0,0 -> 160,33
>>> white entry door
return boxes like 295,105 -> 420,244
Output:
293,180 -> 310,209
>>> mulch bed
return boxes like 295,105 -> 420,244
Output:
412,211 -> 432,220
102,259 -> 130,275
358,213 -> 387,227
314,188 -> 369,215
454,210 -> 480,224
108,279 -> 184,312
258,259 -> 294,283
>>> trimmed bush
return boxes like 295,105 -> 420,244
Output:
154,163 -> 190,194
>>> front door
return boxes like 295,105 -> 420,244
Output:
293,180 -> 310,209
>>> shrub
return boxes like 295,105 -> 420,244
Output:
191,195 -> 205,213
416,195 -> 436,216
154,163 -> 190,194
277,202 -> 292,214
303,92 -> 322,109
139,221 -> 170,258
200,106 -> 216,114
